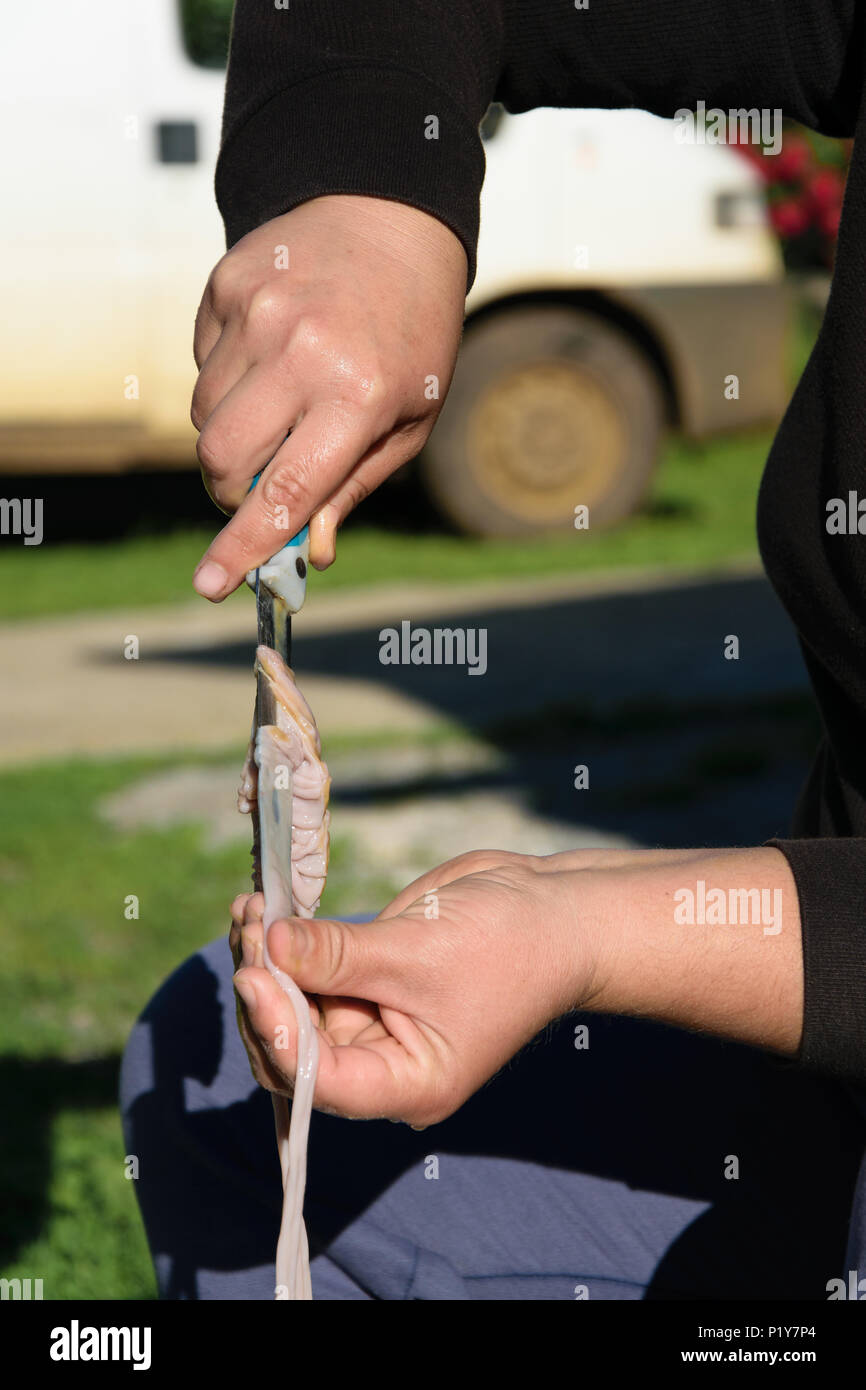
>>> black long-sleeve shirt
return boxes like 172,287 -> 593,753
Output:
215,0 -> 866,1086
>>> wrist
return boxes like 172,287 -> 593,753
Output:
303,194 -> 467,286
558,848 -> 804,1055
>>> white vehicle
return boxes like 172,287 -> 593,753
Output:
0,0 -> 788,536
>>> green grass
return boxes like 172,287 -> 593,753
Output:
0,750 -> 404,1300
0,530 -> 247,624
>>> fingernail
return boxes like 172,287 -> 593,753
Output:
234,972 -> 258,1009
193,560 -> 229,600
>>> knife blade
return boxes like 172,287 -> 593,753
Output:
250,525 -> 309,723
244,467 -> 310,725
244,476 -> 310,889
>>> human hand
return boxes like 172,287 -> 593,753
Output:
191,194 -> 467,598
229,851 -> 600,1126
230,842 -> 804,1125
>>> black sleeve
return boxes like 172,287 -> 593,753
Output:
768,838 -> 866,1086
216,0 -> 863,288
215,0 -> 504,288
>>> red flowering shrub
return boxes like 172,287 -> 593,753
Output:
731,124 -> 850,269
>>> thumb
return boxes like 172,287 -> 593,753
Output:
266,916 -> 398,998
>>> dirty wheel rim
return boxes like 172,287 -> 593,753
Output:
467,359 -> 627,524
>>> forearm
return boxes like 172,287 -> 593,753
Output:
568,847 -> 803,1056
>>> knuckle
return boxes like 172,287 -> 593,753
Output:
243,284 -> 285,336
208,255 -> 243,316
397,417 -> 434,452
195,428 -> 227,480
289,316 -> 323,357
189,383 -> 208,432
259,467 -> 310,531
449,850 -> 508,878
341,364 -> 388,413
260,466 -> 303,510
339,472 -> 372,512
321,919 -> 349,985
192,313 -> 212,371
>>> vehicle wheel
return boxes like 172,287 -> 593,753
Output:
421,304 -> 665,537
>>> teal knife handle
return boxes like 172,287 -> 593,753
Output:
245,473 -> 310,613
248,471 -> 309,560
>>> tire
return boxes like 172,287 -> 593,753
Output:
421,303 -> 665,537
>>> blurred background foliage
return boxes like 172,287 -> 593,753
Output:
178,0 -> 234,68
733,122 -> 851,270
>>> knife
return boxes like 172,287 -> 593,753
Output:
243,488 -> 317,1299
245,476 -> 310,889
244,474 -> 310,721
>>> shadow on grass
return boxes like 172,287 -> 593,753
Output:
133,570 -> 821,848
0,1053 -> 121,1268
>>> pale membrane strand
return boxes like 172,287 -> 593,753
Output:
255,722 -> 321,1301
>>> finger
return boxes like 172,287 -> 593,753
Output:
241,923 -> 264,969
190,321 -> 249,431
193,403 -> 379,600
235,959 -> 322,1068
230,893 -> 261,968
192,283 -> 224,370
243,892 -> 265,925
233,960 -> 320,1094
195,361 -> 305,515
307,508 -> 336,571
234,966 -> 436,1121
262,915 -> 434,1015
307,426 -> 427,570
233,914 -> 322,1041
233,984 -> 294,1096
229,895 -> 249,971
231,893 -> 253,928
315,995 -> 384,1045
